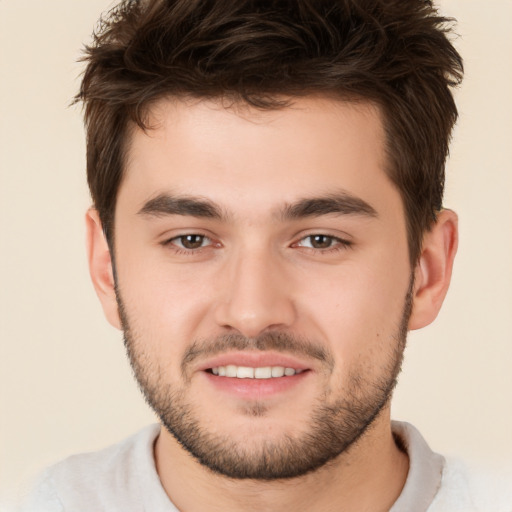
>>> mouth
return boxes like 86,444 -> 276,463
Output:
208,365 -> 305,379
198,352 -> 312,399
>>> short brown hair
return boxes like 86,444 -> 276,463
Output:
77,0 -> 463,264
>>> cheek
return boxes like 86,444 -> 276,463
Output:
114,248 -> 217,361
297,256 -> 410,360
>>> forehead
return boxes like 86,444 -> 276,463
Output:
119,95 -> 398,220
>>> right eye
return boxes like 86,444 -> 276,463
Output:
167,234 -> 212,250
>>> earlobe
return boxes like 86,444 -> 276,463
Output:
408,209 -> 458,330
85,208 -> 122,330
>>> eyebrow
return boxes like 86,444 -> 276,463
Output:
280,193 -> 378,220
137,191 -> 377,221
138,194 -> 225,220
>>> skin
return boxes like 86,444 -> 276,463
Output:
87,96 -> 457,511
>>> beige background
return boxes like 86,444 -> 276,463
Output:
1,0 -> 511,506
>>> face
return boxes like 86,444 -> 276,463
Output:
112,97 -> 413,479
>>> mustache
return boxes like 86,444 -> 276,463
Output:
181,332 -> 334,375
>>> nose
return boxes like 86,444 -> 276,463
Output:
213,246 -> 296,338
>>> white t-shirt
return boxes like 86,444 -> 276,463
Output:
19,421 -> 512,511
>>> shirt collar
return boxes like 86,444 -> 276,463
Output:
390,421 -> 445,512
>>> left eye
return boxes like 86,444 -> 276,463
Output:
296,235 -> 343,249
171,234 -> 211,250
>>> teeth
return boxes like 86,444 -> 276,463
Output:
237,366 -> 255,379
271,366 -> 285,378
254,367 -> 271,379
210,365 -> 303,379
226,365 -> 237,377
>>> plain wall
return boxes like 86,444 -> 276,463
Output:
1,0 -> 511,506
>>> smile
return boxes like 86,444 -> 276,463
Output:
211,365 -> 304,379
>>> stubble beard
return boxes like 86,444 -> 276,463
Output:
117,279 -> 412,481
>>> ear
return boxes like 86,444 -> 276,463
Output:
85,208 -> 122,330
408,209 -> 458,330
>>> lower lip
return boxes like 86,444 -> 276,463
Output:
202,370 -> 310,399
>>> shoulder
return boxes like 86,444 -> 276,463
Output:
391,421 -> 511,512
429,457 -> 512,512
18,424 -> 161,512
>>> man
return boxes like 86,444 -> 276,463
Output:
19,0 -> 510,511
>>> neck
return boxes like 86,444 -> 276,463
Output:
154,411 -> 409,512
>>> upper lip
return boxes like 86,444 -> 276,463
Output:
196,351 -> 312,372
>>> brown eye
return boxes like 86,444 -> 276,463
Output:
294,234 -> 351,252
308,235 -> 335,249
177,234 -> 207,249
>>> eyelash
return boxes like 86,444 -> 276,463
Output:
293,234 -> 352,253
162,234 -> 352,255
162,234 -> 214,255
